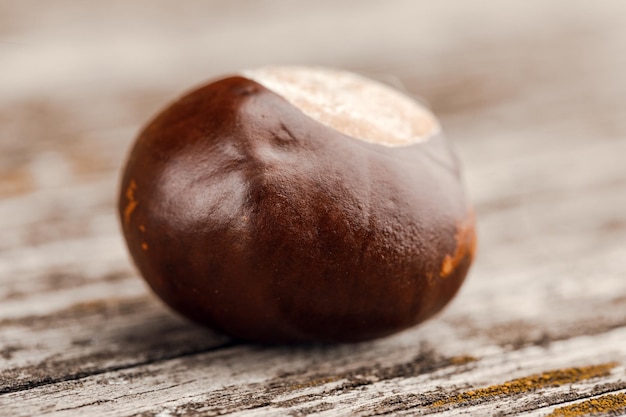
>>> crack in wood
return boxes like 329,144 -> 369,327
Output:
128,347 -> 477,417
0,296 -> 153,328
501,383 -> 626,417
449,315 -> 626,351
53,382 -> 190,412
357,368 -> 626,416
0,341 -> 238,396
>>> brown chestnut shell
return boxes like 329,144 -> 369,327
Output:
119,75 -> 475,343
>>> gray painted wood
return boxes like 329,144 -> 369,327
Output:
1,1 -> 625,415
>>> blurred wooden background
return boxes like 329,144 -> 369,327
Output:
1,1 -> 626,415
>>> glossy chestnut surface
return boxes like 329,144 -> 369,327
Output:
119,70 -> 475,343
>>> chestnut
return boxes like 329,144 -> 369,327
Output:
119,67 -> 476,343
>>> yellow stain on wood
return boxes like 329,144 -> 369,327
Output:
141,243 -> 148,250
547,393 -> 626,417
124,180 -> 138,227
448,355 -> 477,366
440,213 -> 477,278
431,362 -> 618,408
289,376 -> 339,390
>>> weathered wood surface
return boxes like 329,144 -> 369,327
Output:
1,1 -> 626,415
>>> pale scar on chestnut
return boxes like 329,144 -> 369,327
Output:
118,66 -> 476,343
242,66 -> 440,146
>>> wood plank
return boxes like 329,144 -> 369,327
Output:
1,322 -> 624,416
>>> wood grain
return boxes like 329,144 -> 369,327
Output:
1,1 -> 625,415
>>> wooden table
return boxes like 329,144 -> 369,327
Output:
1,1 -> 625,415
